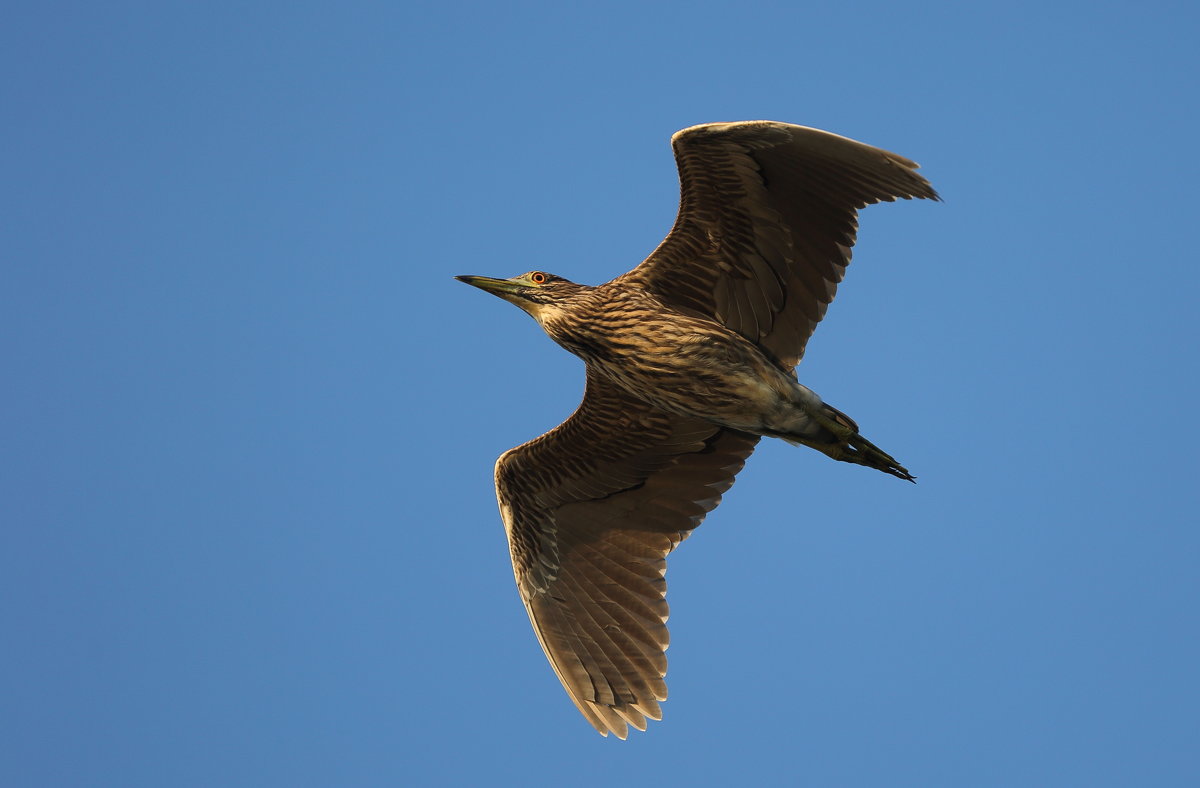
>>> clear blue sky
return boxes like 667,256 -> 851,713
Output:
3,1 -> 1197,786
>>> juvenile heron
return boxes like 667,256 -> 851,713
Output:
457,121 -> 938,738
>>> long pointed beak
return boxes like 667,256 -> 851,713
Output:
455,275 -> 526,299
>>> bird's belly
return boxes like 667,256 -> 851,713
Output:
591,338 -> 811,434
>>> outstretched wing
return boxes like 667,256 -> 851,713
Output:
495,369 -> 759,738
617,121 -> 939,370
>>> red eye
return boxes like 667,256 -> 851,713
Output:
530,272 -> 547,284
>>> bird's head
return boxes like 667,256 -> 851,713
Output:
455,271 -> 588,325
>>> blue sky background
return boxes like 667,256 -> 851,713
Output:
3,1 -> 1197,786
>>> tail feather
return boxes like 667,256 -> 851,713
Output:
779,402 -> 915,482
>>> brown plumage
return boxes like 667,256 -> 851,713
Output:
457,121 -> 938,738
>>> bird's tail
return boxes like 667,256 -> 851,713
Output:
782,402 -> 915,482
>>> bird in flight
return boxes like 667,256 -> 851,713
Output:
457,121 -> 938,738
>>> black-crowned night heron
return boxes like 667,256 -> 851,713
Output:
457,121 -> 938,738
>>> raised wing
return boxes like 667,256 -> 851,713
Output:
617,121 -> 938,370
495,370 -> 759,737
